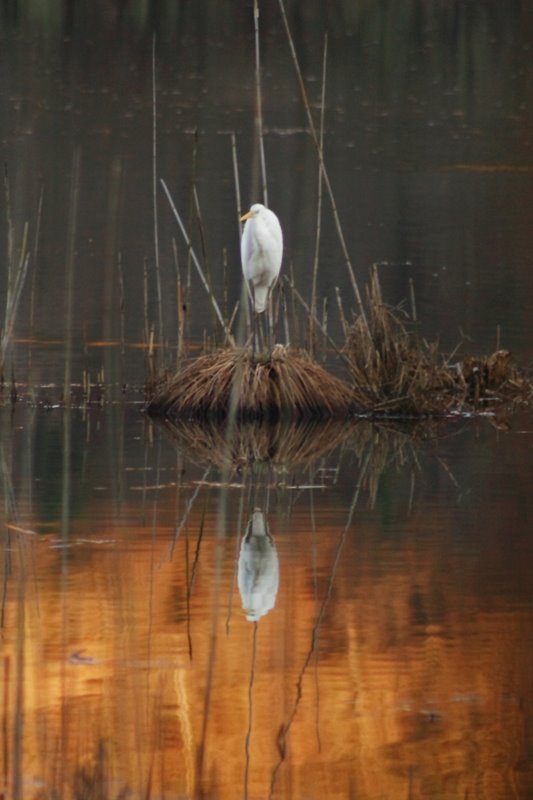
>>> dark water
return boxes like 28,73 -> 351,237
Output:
1,2 -> 532,798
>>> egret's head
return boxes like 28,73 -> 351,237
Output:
240,203 -> 265,221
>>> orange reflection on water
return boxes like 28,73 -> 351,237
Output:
1,479 -> 532,799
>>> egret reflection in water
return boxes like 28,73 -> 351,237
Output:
238,509 -> 279,622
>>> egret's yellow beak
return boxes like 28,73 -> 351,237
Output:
240,210 -> 253,221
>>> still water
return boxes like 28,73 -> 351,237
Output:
1,407 -> 533,799
1,2 -> 532,799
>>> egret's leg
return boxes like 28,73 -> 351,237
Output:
250,296 -> 258,360
256,311 -> 265,355
266,295 -> 273,353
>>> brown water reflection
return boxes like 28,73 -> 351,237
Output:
1,406 -> 532,799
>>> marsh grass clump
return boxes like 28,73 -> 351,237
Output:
345,267 -> 459,415
345,267 -> 532,415
146,344 -> 355,421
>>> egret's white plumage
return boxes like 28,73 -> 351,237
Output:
240,203 -> 283,313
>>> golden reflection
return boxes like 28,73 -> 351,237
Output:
1,419 -> 532,799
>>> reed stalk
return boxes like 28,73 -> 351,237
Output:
28,183 -> 44,374
231,132 -> 253,345
117,251 -> 125,356
192,181 -> 218,342
1,167 -> 31,377
63,148 -> 81,405
283,276 -> 348,367
277,0 -> 369,330
160,179 -> 232,340
172,237 -> 185,367
310,33 -> 328,353
253,0 -> 268,206
152,33 -> 164,356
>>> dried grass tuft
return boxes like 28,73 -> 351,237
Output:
345,266 -> 458,415
345,266 -> 532,415
146,344 -> 355,421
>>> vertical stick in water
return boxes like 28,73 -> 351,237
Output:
278,0 -> 369,331
253,0 -> 268,206
409,276 -> 417,322
1,167 -> 31,376
152,34 -> 164,357
231,133 -> 252,346
310,33 -> 328,353
160,179 -> 230,338
63,148 -> 81,404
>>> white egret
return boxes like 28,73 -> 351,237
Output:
240,203 -> 283,313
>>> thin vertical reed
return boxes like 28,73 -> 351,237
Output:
172,237 -> 184,367
117,251 -> 126,356
143,256 -> 150,349
322,296 -> 328,359
1,166 -> 32,377
409,276 -> 417,322
277,0 -> 369,330
231,133 -> 243,234
63,148 -> 81,405
152,34 -> 164,357
283,276 -> 348,365
160,179 -> 231,338
253,0 -> 268,206
28,183 -> 44,359
192,183 -> 218,341
4,164 -> 13,277
231,132 -> 252,345
310,33 -> 328,352
335,286 -> 348,338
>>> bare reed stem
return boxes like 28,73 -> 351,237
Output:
192,183 -> 218,340
160,179 -> 232,340
231,132 -> 252,344
1,167 -> 31,376
310,33 -> 328,352
231,133 -> 243,233
409,276 -> 417,322
172,237 -> 185,367
63,147 -> 81,405
152,33 -> 164,356
117,251 -> 125,356
253,0 -> 268,206
283,276 -> 349,367
277,0 -> 369,330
